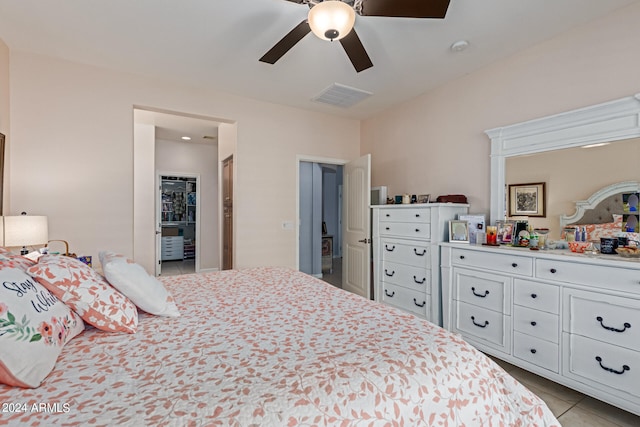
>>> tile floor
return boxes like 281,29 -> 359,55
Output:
320,257 -> 343,288
160,258 -> 195,276
488,356 -> 640,426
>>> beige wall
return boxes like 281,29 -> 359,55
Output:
362,2 -> 640,224
7,51 -> 360,268
0,38 -> 9,213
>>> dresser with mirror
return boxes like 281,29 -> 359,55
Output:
442,93 -> 640,416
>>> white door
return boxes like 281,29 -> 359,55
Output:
342,154 -> 371,299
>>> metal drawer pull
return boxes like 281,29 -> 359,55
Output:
413,298 -> 426,307
471,316 -> 489,328
512,263 -> 518,268
385,244 -> 396,251
459,255 -> 465,260
385,214 -> 390,217
415,228 -> 420,232
384,269 -> 395,277
530,349 -> 537,354
413,276 -> 426,284
385,227 -> 390,230
595,356 -> 630,375
596,316 -> 631,333
415,214 -> 420,217
531,293 -> 538,299
384,290 -> 395,297
414,248 -> 426,256
550,268 -> 557,274
530,321 -> 537,326
471,287 -> 489,298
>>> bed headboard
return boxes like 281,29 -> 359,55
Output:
559,181 -> 640,228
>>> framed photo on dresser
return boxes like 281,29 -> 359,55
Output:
449,220 -> 469,243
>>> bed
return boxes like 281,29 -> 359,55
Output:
1,261 -> 560,426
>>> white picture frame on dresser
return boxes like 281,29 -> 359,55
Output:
372,203 -> 468,326
440,243 -> 640,416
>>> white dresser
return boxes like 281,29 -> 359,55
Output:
441,243 -> 640,416
161,236 -> 184,261
372,203 -> 468,325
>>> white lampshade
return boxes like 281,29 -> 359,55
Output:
3,215 -> 49,250
308,0 -> 355,41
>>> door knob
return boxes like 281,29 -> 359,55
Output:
357,238 -> 371,244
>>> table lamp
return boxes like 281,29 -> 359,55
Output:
3,214 -> 49,255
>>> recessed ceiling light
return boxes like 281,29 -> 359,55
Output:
450,40 -> 469,53
181,136 -> 191,141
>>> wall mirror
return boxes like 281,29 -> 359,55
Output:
485,94 -> 640,233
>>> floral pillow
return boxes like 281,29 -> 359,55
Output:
0,249 -> 36,271
99,251 -> 180,317
584,214 -> 624,241
27,255 -> 138,333
0,267 -> 85,388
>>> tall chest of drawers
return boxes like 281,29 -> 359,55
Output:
372,203 -> 468,325
441,243 -> 640,416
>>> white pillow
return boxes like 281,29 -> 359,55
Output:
0,267 -> 85,388
99,251 -> 180,317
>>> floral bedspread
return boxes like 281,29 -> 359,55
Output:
0,267 -> 559,426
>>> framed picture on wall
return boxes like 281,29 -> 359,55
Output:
508,182 -> 546,217
449,220 -> 469,243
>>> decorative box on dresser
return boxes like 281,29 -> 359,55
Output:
441,243 -> 640,416
372,203 -> 468,325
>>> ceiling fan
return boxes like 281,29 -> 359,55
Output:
259,0 -> 451,73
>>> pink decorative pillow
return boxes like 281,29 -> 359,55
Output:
27,255 -> 138,333
0,267 -> 85,388
0,250 -> 36,271
584,214 -> 624,241
99,251 -> 180,317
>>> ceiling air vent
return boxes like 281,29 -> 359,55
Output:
312,83 -> 372,108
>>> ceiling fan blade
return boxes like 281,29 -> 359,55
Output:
360,0 -> 450,18
260,20 -> 311,65
339,29 -> 373,73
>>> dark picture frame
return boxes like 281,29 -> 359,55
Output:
508,182 -> 546,217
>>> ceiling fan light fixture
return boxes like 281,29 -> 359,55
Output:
308,0 -> 355,42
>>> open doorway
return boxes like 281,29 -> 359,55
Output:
298,161 -> 344,287
158,174 -> 199,276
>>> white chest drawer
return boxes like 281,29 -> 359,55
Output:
564,333 -> 640,399
513,305 -> 559,343
379,222 -> 431,239
379,208 -> 430,223
453,301 -> 510,352
381,261 -> 430,293
564,289 -> 640,352
537,259 -> 640,289
380,239 -> 430,268
513,279 -> 560,314
453,268 -> 509,314
513,331 -> 559,373
451,248 -> 533,276
381,282 -> 429,318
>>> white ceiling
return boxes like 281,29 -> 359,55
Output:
0,0 -> 637,126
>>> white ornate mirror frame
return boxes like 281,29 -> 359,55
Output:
485,93 -> 640,224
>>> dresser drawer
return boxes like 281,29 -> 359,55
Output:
381,261 -> 430,293
513,331 -> 559,373
564,289 -> 640,352
537,259 -> 640,289
381,282 -> 429,318
453,268 -> 509,314
379,222 -> 431,239
380,239 -> 430,268
453,301 -> 509,351
451,248 -> 533,276
513,305 -> 559,343
513,279 -> 560,314
564,333 -> 640,399
378,208 -> 430,223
